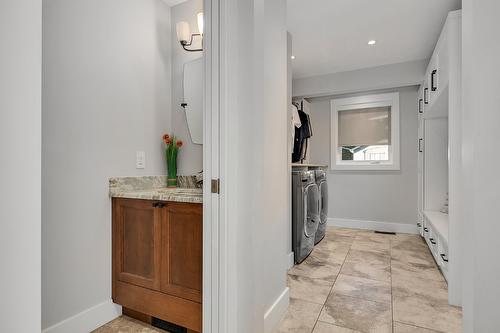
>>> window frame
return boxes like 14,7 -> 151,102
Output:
330,92 -> 400,171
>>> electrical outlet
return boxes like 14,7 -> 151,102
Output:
136,151 -> 146,169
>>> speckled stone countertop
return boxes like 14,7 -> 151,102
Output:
109,176 -> 202,204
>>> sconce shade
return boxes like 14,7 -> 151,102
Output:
197,12 -> 204,35
176,21 -> 191,43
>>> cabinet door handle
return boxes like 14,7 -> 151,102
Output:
418,138 -> 423,153
424,88 -> 429,104
417,222 -> 422,227
430,238 -> 436,245
424,227 -> 429,232
418,98 -> 423,113
440,253 -> 449,262
431,69 -> 438,91
152,202 -> 165,208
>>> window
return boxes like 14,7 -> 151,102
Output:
331,92 -> 400,170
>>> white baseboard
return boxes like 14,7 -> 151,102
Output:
287,252 -> 294,269
263,287 -> 290,333
42,300 -> 122,333
328,217 -> 418,234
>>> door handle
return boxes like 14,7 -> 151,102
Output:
418,99 -> 423,113
430,238 -> 436,245
424,88 -> 429,104
418,139 -> 423,153
440,253 -> 449,262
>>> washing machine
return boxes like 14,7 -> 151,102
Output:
292,170 -> 320,264
314,169 -> 328,244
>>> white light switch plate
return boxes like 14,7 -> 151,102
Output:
136,151 -> 146,169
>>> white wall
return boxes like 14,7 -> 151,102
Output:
171,0 -> 204,175
42,0 -> 172,330
0,0 -> 42,331
306,87 -> 418,229
223,0 -> 289,332
462,1 -> 500,331
293,59 -> 427,99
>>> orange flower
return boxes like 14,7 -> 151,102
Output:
176,140 -> 183,148
163,134 -> 170,144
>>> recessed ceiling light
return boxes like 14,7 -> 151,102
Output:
368,40 -> 376,45
291,55 -> 296,60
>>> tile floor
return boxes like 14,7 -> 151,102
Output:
94,227 -> 462,333
92,316 -> 165,333
275,227 -> 462,333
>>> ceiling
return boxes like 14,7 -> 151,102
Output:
162,0 -> 188,6
287,0 -> 461,79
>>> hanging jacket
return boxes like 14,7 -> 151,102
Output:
292,109 -> 312,163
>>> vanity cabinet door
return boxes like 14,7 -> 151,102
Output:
161,202 -> 202,303
113,198 -> 162,291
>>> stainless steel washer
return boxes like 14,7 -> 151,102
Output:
314,169 -> 328,244
292,170 -> 320,264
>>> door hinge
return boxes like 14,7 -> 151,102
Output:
211,179 -> 220,194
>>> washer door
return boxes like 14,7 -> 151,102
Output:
319,180 -> 328,224
303,183 -> 320,238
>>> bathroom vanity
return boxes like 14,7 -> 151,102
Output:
110,177 -> 203,332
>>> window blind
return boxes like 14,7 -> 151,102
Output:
337,106 -> 391,146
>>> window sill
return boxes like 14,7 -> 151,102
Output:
331,163 -> 400,171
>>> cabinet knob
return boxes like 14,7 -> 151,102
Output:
429,238 -> 436,245
440,253 -> 449,262
424,227 -> 429,232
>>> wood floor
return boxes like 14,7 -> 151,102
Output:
275,227 -> 462,333
95,227 -> 462,333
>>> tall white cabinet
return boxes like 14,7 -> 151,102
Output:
417,10 -> 462,306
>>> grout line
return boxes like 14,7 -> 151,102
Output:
393,321 -> 448,333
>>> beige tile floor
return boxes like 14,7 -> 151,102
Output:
92,316 -> 167,333
95,227 -> 462,333
275,227 -> 462,333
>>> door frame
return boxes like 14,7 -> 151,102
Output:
203,0 -> 227,332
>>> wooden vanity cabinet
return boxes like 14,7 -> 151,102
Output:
112,198 -> 202,332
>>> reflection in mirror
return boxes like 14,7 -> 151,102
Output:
183,57 -> 204,145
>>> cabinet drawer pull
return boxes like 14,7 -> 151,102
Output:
152,202 -> 165,208
424,88 -> 429,104
424,227 -> 429,233
440,253 -> 449,262
429,238 -> 436,245
418,98 -> 423,113
418,138 -> 423,153
431,69 -> 438,91
417,222 -> 422,227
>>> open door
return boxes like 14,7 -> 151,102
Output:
203,0 -> 222,332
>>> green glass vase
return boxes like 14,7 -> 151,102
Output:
166,147 -> 178,188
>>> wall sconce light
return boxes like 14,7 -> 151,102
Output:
176,12 -> 204,52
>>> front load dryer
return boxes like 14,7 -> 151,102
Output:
314,169 -> 328,244
292,170 -> 320,264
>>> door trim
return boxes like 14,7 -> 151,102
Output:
203,0 -> 224,332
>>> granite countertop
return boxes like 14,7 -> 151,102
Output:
109,176 -> 202,204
